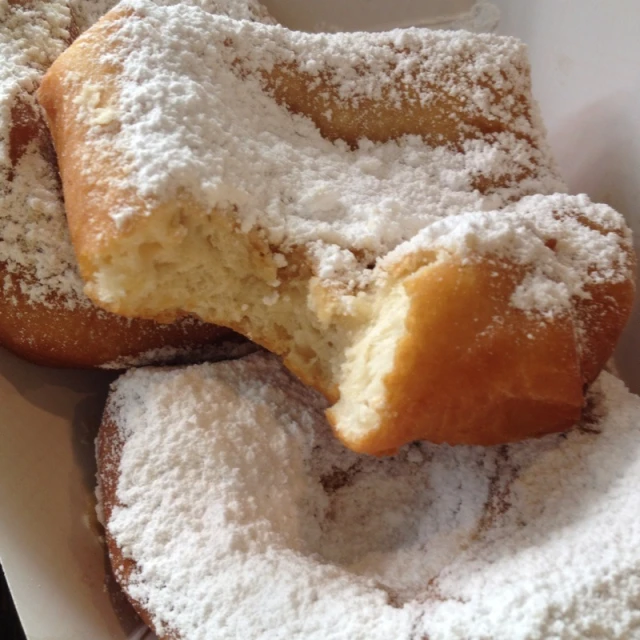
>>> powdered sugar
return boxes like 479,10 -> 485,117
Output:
0,142 -> 87,306
0,0 -> 273,310
95,2 -> 559,239
382,192 -> 632,314
67,0 -> 633,315
0,0 -> 127,309
0,0 -> 82,308
102,352 -> 640,640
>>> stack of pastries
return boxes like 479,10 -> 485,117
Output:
3,0 -> 639,638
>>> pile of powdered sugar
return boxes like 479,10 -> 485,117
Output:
66,0 -> 633,314
102,352 -> 640,640
381,192 -> 632,314
91,2 -> 561,237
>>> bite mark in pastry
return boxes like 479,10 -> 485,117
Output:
40,1 -> 634,448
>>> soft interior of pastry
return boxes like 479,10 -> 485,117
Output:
89,200 -> 415,448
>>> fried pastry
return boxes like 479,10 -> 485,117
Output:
97,352 -> 640,639
40,1 -> 634,448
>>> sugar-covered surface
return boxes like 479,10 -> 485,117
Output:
102,352 -> 640,640
0,0 -> 267,310
69,0 -> 633,313
0,0 -> 82,309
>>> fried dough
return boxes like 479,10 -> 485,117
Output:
40,2 -> 634,448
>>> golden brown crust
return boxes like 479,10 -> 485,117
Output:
573,277 -> 636,385
265,62 -> 535,149
0,266 -> 234,368
328,257 -> 634,455
37,41 -> 118,267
